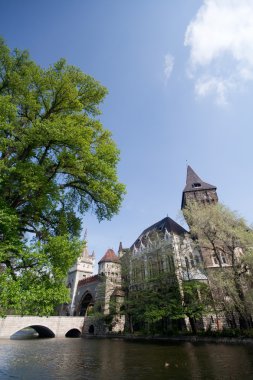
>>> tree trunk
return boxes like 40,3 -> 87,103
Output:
189,317 -> 197,334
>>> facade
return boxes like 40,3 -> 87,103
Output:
119,165 -> 229,332
67,165 -> 245,333
127,216 -> 205,288
120,212 -> 209,332
67,248 -> 125,333
67,244 -> 95,315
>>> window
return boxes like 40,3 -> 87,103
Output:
213,255 -> 218,265
189,253 -> 194,267
167,256 -> 174,272
195,255 -> 200,264
192,182 -> 201,188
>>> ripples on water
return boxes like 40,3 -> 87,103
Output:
0,337 -> 253,379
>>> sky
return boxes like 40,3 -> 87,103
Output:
2,0 -> 253,268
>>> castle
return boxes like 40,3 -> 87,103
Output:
66,166 -> 237,333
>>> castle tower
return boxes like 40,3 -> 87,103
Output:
98,249 -> 123,320
98,249 -> 121,285
67,240 -> 95,315
181,166 -> 221,269
181,165 -> 218,210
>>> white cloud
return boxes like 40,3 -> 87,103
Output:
195,76 -> 234,106
185,0 -> 253,105
164,53 -> 174,83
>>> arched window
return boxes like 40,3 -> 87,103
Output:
189,253 -> 194,267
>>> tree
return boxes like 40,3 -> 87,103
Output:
122,270 -> 211,335
0,39 -> 125,315
183,202 -> 253,329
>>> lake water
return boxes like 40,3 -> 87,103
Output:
1,337 -> 253,379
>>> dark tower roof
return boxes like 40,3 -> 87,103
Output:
98,249 -> 119,264
118,242 -> 123,252
181,166 -> 217,208
183,166 -> 216,192
130,216 -> 188,250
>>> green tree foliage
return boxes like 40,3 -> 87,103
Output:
184,202 -> 253,328
0,39 -> 125,315
123,273 -> 210,335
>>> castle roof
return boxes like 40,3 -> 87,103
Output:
130,216 -> 188,250
183,166 -> 216,193
98,249 -> 119,264
78,274 -> 100,287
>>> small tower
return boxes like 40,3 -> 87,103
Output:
97,249 -> 123,319
67,242 -> 95,315
181,165 -> 218,210
98,249 -> 121,285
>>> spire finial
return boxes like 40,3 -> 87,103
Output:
83,228 -> 88,241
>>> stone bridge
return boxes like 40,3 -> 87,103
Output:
0,316 -> 87,339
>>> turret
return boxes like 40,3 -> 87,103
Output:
98,249 -> 121,284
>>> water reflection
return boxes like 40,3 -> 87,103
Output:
11,328 -> 41,340
0,338 -> 253,379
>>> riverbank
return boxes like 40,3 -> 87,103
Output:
83,333 -> 253,345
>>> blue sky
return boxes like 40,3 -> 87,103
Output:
2,0 -> 253,267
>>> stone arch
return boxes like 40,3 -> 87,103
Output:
65,328 -> 81,338
78,292 -> 94,316
88,324 -> 95,334
11,325 -> 55,339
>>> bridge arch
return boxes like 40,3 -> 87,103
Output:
11,325 -> 55,339
65,328 -> 81,338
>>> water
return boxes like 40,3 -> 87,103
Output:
0,337 -> 253,379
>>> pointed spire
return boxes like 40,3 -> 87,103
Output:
118,242 -> 123,253
183,165 -> 216,193
83,228 -> 88,241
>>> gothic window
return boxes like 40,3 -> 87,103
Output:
189,253 -> 194,267
166,256 -> 174,272
195,255 -> 200,265
156,257 -> 162,273
212,255 -> 218,265
148,262 -> 153,278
